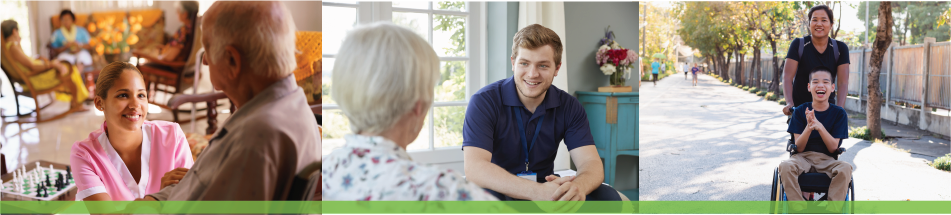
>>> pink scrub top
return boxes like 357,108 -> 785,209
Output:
70,121 -> 194,201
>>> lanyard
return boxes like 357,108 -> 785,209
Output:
513,106 -> 544,172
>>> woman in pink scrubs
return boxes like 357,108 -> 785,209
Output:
70,62 -> 194,201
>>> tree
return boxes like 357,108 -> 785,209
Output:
431,1 -> 468,148
867,2 -> 893,141
858,2 -> 951,45
759,2 -> 799,94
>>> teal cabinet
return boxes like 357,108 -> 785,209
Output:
576,91 -> 638,200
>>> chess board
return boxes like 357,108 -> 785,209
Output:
1,167 -> 76,201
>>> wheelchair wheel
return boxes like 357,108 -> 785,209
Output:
770,167 -> 779,201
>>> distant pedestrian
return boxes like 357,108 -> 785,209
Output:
691,64 -> 699,86
651,59 -> 660,86
684,62 -> 689,79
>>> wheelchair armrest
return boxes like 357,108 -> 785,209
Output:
835,147 -> 846,155
786,141 -> 798,154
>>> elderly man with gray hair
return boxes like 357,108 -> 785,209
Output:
139,1 -> 320,200
320,22 -> 496,201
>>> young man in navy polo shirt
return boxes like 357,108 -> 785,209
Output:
462,24 -> 620,201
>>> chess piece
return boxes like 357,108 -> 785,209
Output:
66,166 -> 73,180
46,174 -> 52,187
42,186 -> 48,198
35,184 -> 42,197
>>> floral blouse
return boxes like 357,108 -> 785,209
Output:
322,134 -> 497,201
167,24 -> 194,62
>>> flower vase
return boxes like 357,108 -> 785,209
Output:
610,67 -> 626,86
598,67 -> 632,93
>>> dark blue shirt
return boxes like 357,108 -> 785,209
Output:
463,77 -> 596,182
787,102 -> 849,157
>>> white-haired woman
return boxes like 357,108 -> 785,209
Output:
321,22 -> 496,201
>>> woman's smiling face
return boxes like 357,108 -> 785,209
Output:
96,69 -> 148,132
809,9 -> 831,38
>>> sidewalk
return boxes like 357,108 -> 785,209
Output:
845,112 -> 950,160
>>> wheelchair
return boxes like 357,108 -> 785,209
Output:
770,134 -> 855,214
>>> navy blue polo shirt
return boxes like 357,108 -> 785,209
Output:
462,77 -> 596,182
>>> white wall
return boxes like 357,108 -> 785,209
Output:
29,1 -> 322,58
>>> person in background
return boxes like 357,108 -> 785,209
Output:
691,63 -> 699,86
132,1 -> 199,71
50,9 -> 93,73
683,62 -> 689,80
140,1 -> 320,200
2,19 -> 89,111
70,62 -> 194,201
650,58 -> 660,86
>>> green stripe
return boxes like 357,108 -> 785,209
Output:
323,201 -> 951,214
1,201 -> 949,214
0,201 -> 322,214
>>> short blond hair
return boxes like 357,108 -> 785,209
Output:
331,22 -> 440,135
511,24 -> 563,66
205,1 -> 297,79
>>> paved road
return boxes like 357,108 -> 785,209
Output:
639,73 -> 951,200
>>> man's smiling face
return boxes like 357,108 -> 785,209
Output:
808,71 -> 834,103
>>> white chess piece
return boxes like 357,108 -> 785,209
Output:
50,164 -> 54,173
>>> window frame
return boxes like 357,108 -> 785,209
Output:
321,1 -> 485,152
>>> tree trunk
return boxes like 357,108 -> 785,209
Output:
867,1 -> 893,140
736,53 -> 745,86
768,31 -> 782,94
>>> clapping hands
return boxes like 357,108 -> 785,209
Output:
804,108 -> 824,132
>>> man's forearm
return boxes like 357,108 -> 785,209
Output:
572,162 -> 605,196
794,131 -> 811,153
465,159 -> 543,200
816,127 -> 839,153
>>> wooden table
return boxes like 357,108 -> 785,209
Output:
1,160 -> 77,201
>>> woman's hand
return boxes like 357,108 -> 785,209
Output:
161,167 -> 190,189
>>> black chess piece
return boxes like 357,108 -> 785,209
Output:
45,174 -> 51,187
55,177 -> 63,191
66,166 -> 72,180
35,184 -> 42,197
42,186 -> 48,198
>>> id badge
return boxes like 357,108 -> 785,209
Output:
517,171 -> 537,182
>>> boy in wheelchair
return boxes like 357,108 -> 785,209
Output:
779,66 -> 853,201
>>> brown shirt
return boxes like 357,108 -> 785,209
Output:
147,74 -> 321,200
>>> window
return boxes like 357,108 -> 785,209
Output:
322,2 -> 483,155
67,1 -> 154,12
1,0 -> 34,57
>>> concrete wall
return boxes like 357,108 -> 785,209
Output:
29,1 -> 321,58
844,97 -> 951,137
563,2 -> 638,95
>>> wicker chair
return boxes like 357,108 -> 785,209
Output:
1,56 -> 84,123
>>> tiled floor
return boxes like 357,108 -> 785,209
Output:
1,68 -> 231,173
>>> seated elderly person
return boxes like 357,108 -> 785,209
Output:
132,1 -> 198,71
50,10 -> 92,73
138,1 -> 320,200
2,19 -> 89,111
320,22 -> 496,201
